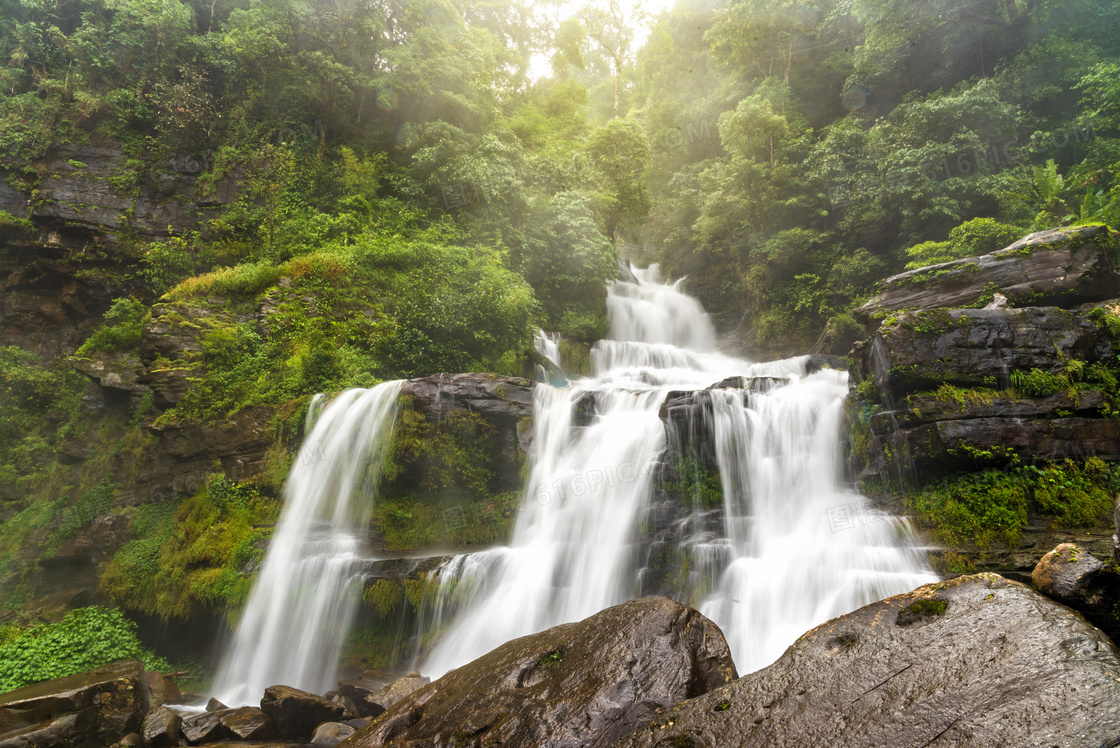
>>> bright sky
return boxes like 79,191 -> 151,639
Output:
527,0 -> 679,80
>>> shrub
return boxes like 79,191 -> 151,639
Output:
76,299 -> 148,355
0,607 -> 170,693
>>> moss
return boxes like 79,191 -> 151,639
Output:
662,455 -> 723,509
363,579 -> 405,619
535,648 -> 564,672
99,475 -> 280,622
896,597 -> 948,626
928,384 -> 996,411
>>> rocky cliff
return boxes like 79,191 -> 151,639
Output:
847,225 -> 1120,578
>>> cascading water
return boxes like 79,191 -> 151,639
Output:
424,265 -> 935,676
213,380 -> 404,705
534,330 -> 563,369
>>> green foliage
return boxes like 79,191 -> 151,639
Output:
0,606 -> 170,693
50,479 -> 115,550
907,471 -> 1033,547
904,219 -> 1025,270
76,299 -> 148,355
100,476 -> 279,621
664,456 -> 723,509
362,579 -> 404,620
0,347 -> 85,496
1009,369 -> 1068,398
907,459 -> 1120,547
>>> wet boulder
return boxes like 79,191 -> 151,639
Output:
259,685 -> 343,740
853,225 -> 1120,323
342,597 -> 736,748
358,673 -> 429,718
216,706 -> 274,741
311,721 -> 356,746
0,659 -> 150,748
181,711 -> 228,743
1033,543 -> 1120,643
612,574 -> 1120,748
140,706 -> 181,747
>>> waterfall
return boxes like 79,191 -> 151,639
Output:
423,265 -> 935,676
213,381 -> 404,705
534,330 -> 563,369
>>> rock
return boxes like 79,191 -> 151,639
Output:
1115,494 -> 1120,566
572,392 -> 597,427
853,225 -> 1120,323
216,706 -> 273,740
343,597 -> 736,748
144,672 -> 182,708
853,305 -> 1116,401
140,706 -> 181,748
181,711 -> 229,743
111,733 -> 143,747
400,374 -> 534,421
0,659 -> 150,748
617,258 -> 639,284
877,415 -> 1120,472
259,685 -> 343,740
205,698 -> 228,713
310,721 -> 355,746
1033,543 -> 1120,643
613,574 -> 1120,748
359,673 -> 430,717
326,693 -> 359,721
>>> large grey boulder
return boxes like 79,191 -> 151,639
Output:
341,597 -> 736,748
1034,543 -> 1120,643
613,574 -> 1120,748
853,225 -> 1120,323
0,660 -> 150,748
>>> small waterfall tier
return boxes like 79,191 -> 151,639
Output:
423,265 -> 935,676
214,381 -> 404,705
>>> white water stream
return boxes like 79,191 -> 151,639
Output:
213,381 -> 404,705
424,265 -> 935,676
216,265 -> 935,697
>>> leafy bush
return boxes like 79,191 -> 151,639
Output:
947,218 -> 1023,256
0,607 -> 170,693
904,219 -> 1024,270
907,460 -> 1120,547
76,299 -> 148,355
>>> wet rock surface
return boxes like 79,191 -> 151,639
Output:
140,706 -> 181,747
260,686 -> 344,741
0,659 -> 150,748
853,225 -> 1120,323
216,707 -> 274,741
401,373 -> 534,422
182,711 -> 228,744
341,597 -> 736,748
854,305 -> 1116,400
613,574 -> 1120,748
1034,543 -> 1120,643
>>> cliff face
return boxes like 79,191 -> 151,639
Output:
847,226 -> 1120,578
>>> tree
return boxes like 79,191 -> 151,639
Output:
580,0 -> 646,119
